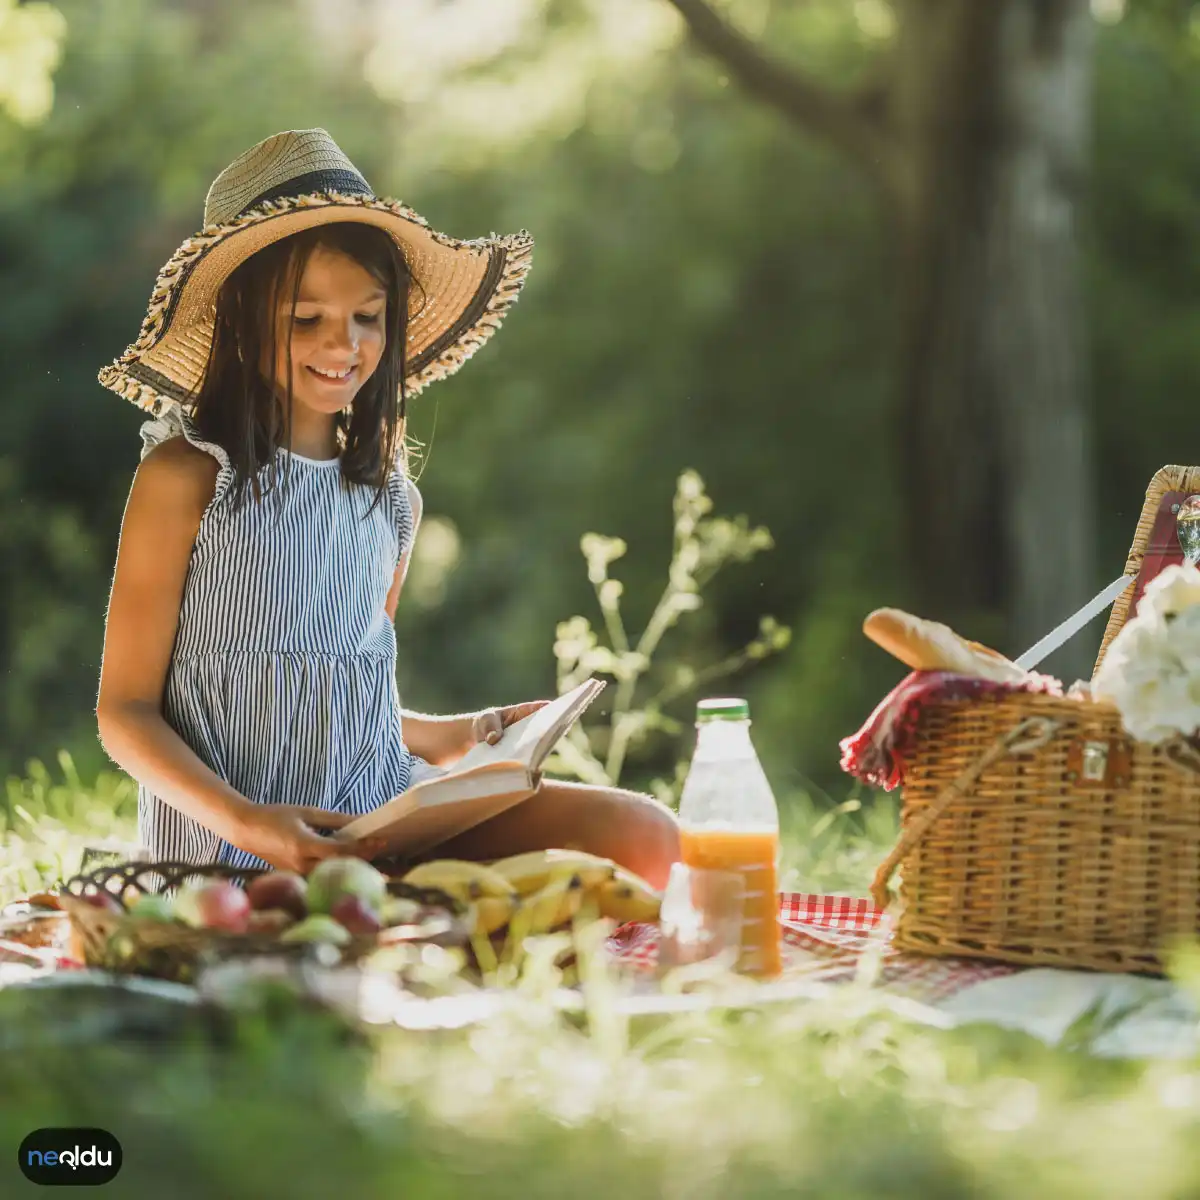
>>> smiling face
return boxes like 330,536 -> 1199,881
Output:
199,223 -> 413,484
266,245 -> 388,421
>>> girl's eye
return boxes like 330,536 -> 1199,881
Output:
292,314 -> 382,326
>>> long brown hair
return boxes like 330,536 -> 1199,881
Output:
188,222 -> 425,515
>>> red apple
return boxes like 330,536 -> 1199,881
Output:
245,872 -> 308,920
82,890 -> 123,915
174,881 -> 251,933
329,894 -> 381,936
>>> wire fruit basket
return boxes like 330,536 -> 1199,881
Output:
58,859 -> 468,983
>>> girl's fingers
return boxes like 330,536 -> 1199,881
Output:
297,827 -> 344,854
298,807 -> 354,829
475,709 -> 504,746
502,700 -> 550,726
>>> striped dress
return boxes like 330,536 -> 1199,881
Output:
136,402 -> 427,871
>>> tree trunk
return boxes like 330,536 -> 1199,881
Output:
893,0 -> 1096,678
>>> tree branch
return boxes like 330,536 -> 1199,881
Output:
664,0 -> 907,199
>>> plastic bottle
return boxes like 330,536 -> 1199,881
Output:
677,697 -> 782,978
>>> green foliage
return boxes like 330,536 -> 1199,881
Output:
0,749 -> 135,895
2,0 -> 1200,811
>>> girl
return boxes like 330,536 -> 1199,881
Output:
94,128 -> 680,889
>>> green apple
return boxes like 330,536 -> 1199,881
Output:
305,857 -> 386,915
279,914 -> 351,946
128,894 -> 177,922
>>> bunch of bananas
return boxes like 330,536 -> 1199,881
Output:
401,849 -> 662,942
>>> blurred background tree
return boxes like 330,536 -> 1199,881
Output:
665,0 -> 1097,682
0,0 -> 1196,811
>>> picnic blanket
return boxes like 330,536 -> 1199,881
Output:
7,890 -> 1196,1056
604,893 -> 1200,1057
605,891 -> 1015,1005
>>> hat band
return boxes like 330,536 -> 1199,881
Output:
239,168 -> 373,217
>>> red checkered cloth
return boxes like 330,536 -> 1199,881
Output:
837,669 -> 1063,791
605,891 -> 1016,1006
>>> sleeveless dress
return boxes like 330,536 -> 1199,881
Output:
136,402 -> 436,871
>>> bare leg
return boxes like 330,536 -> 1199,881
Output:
424,781 -> 682,891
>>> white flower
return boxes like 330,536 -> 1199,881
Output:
1140,563 -> 1200,621
1093,598 -> 1200,742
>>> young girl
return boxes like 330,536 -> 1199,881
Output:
94,128 -> 680,890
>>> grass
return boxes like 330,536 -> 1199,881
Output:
3,754 -> 1200,1198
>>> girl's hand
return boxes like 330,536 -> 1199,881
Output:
231,804 -> 385,875
471,700 -> 551,748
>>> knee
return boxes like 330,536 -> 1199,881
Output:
583,790 -> 680,892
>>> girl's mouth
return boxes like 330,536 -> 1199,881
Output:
306,365 -> 357,387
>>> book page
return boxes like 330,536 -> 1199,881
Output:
337,763 -> 533,852
339,680 -> 605,853
448,678 -> 605,777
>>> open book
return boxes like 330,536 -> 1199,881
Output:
337,678 -> 606,860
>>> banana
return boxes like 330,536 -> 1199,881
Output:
516,873 -> 587,936
401,859 -> 517,903
593,869 -> 662,925
469,893 -> 520,937
488,848 -> 618,896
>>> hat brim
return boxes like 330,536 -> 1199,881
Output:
98,191 -> 534,414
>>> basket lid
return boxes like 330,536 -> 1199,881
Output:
1094,466 -> 1200,679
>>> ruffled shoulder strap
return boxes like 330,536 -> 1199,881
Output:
386,443 -> 418,564
139,401 -> 236,514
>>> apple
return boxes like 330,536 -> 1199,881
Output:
128,894 -> 176,922
174,880 -> 251,933
82,890 -> 123,915
246,871 -> 308,920
306,857 -> 386,915
279,914 -> 351,946
330,894 -> 381,936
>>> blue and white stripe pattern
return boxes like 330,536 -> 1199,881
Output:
136,402 -> 418,871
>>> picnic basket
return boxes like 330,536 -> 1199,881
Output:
869,465 -> 1200,975
58,859 -> 468,983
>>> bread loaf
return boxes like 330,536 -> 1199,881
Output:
862,608 -> 1029,684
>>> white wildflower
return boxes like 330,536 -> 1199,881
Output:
1140,563 -> 1200,621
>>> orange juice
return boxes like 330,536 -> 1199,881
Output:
680,824 -> 782,978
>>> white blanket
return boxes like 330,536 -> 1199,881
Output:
937,968 -> 1200,1058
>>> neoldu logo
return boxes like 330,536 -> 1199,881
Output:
18,1128 -> 122,1185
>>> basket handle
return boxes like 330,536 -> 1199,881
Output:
869,715 -> 1063,911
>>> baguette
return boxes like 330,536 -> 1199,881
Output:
863,608 -> 1029,684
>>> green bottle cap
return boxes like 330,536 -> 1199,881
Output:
696,697 -> 750,722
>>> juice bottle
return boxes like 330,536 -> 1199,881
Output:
677,698 -> 782,978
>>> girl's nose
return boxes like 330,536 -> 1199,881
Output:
325,319 -> 359,353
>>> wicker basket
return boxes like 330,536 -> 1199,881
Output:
870,465 -> 1200,976
59,860 -> 468,983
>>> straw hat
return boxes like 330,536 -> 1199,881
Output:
98,128 -> 534,415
